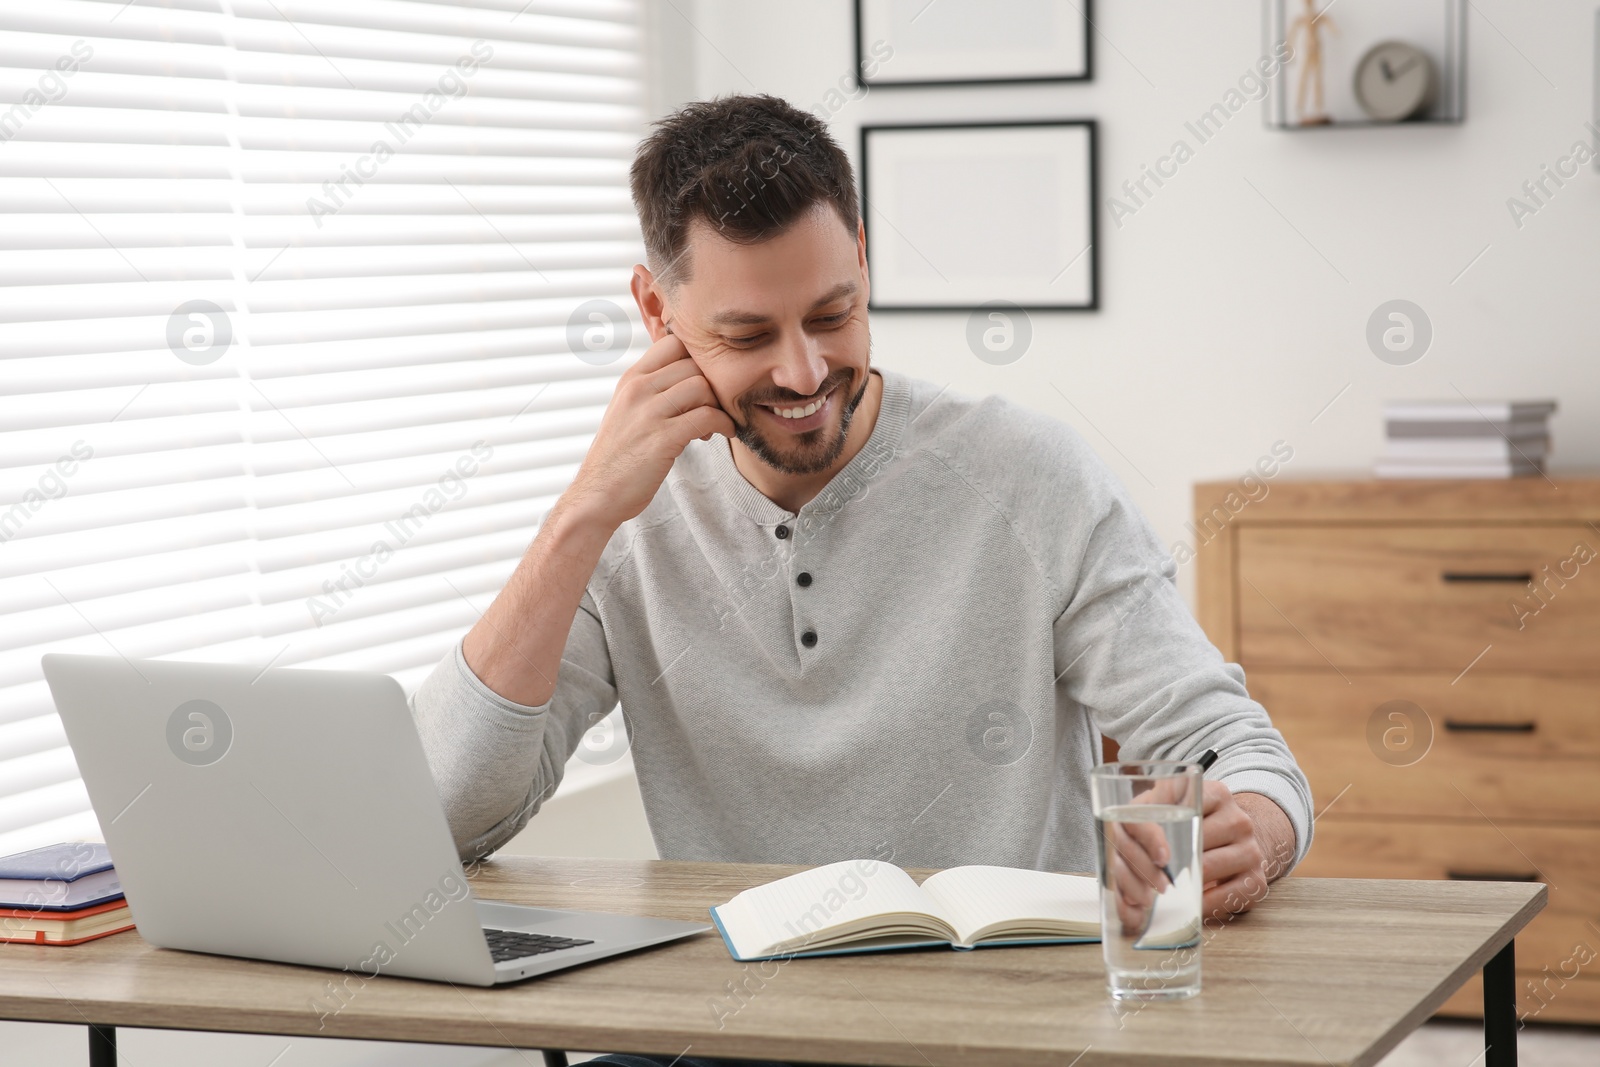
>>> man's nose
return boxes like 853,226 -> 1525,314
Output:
767,330 -> 829,399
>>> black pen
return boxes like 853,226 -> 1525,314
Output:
1161,749 -> 1218,886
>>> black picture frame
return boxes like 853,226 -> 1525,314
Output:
860,119 -> 1099,313
854,0 -> 1094,89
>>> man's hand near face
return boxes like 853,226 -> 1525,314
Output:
459,333 -> 734,708
564,331 -> 736,530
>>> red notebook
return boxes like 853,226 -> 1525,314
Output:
0,897 -> 134,946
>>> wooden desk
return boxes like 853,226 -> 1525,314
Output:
0,857 -> 1544,1067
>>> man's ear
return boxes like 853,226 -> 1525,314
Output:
855,218 -> 870,304
631,264 -> 671,343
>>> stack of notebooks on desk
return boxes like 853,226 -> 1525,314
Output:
0,842 -> 133,946
1377,400 -> 1556,479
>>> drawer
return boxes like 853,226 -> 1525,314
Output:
1251,672 -> 1600,821
1296,818 -> 1600,978
1237,525 -> 1600,671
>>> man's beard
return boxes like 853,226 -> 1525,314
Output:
735,366 -> 870,477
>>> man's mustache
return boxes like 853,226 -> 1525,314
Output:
741,370 -> 852,411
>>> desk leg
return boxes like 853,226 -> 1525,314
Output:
540,1053 -> 568,1067
87,1023 -> 116,1067
1483,939 -> 1516,1067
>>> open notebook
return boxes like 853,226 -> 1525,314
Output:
710,860 -> 1103,961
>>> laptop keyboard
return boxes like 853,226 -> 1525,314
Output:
483,927 -> 595,963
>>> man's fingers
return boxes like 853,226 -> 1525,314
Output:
1122,818 -> 1171,871
1130,777 -> 1181,807
1201,815 -> 1251,854
1111,849 -> 1154,905
1202,870 -> 1270,923
1113,820 -> 1169,878
1115,891 -> 1145,934
655,373 -> 721,418
1110,822 -> 1170,896
638,354 -> 708,397
628,330 -> 689,375
1111,852 -> 1154,933
1202,803 -> 1252,850
1131,773 -> 1209,811
669,404 -> 737,443
1200,839 -> 1260,887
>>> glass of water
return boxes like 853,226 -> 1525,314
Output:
1090,760 -> 1204,1000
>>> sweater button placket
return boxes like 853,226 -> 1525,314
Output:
775,522 -> 814,649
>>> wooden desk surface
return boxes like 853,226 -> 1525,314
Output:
0,857 -> 1545,1067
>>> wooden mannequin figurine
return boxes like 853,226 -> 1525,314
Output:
1286,0 -> 1338,125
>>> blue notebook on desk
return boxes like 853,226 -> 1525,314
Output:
0,842 -> 123,910
709,860 -> 1102,962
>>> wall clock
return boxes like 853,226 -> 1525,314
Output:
1354,41 -> 1437,121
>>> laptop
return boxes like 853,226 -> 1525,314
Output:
41,653 -> 708,986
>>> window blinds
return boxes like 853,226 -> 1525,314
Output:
0,0 -> 646,857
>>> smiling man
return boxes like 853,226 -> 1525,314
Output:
410,96 -> 1312,1044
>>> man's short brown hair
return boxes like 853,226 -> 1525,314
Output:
629,94 -> 859,288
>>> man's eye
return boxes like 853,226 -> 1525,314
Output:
814,312 -> 850,327
728,334 -> 766,346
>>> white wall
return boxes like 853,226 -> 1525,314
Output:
667,0 -> 1600,604
501,757 -> 659,860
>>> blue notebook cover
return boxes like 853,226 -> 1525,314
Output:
0,842 -> 113,882
708,905 -> 1098,963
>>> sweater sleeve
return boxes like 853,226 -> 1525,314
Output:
408,588 -> 618,862
1052,483 -> 1315,873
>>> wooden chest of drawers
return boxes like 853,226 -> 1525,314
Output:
1194,476 -> 1600,1024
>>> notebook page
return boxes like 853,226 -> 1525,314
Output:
1133,864 -> 1202,950
715,860 -> 944,956
920,866 -> 1100,946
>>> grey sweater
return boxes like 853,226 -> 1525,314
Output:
409,368 -> 1313,874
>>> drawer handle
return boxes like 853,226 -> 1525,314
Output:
1442,719 -> 1537,733
1440,571 -> 1534,584
1446,870 -> 1541,882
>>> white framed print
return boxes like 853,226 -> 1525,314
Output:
855,0 -> 1092,87
860,120 -> 1098,312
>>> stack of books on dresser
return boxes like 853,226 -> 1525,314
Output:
0,842 -> 133,945
1377,400 -> 1556,479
